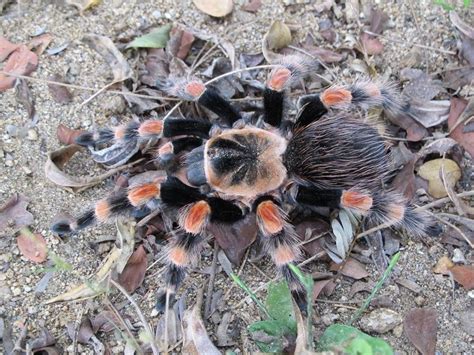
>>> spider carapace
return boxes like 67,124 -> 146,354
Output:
52,56 -> 431,309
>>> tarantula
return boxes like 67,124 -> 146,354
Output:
52,56 -> 431,308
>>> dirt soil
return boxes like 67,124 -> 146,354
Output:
0,0 -> 473,354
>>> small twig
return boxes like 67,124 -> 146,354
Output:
296,251 -> 326,267
110,279 -> 160,355
204,64 -> 278,86
0,71 -> 178,101
415,190 -> 474,211
73,307 -> 85,355
79,81 -> 115,107
363,30 -> 456,55
427,210 -> 474,248
204,243 -> 219,318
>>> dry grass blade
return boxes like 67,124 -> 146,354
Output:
110,279 -> 160,355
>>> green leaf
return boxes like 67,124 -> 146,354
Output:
265,281 -> 296,333
127,24 -> 172,49
248,320 -> 287,352
317,324 -> 394,355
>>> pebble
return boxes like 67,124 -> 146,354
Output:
452,249 -> 466,264
415,295 -> 425,306
321,313 -> 339,326
5,160 -> 13,167
359,308 -> 403,334
393,324 -> 404,338
11,287 -> 21,296
27,129 -> 38,141
0,286 -> 12,300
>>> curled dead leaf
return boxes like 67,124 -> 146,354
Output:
183,289 -> 221,354
56,124 -> 85,145
45,246 -> 120,304
192,0 -> 233,17
66,0 -> 101,13
330,258 -> 369,280
44,145 -> 138,193
262,20 -> 292,63
83,34 -> 132,82
433,256 -> 454,275
417,158 -> 461,198
17,227 -> 48,263
242,0 -> 262,13
448,97 -> 474,157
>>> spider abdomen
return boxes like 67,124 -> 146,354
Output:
284,115 -> 389,191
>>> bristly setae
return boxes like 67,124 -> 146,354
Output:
51,55 -> 432,310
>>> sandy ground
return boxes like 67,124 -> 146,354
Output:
0,0 -> 473,353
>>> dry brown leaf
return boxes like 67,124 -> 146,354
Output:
29,327 -> 56,351
433,256 -> 454,275
0,45 -> 38,91
45,145 -> 136,193
47,74 -> 73,104
449,12 -> 474,65
294,218 -> 329,255
404,308 -> 437,355
192,0 -> 233,17
0,194 -> 34,231
208,215 -> 257,265
91,311 -> 122,333
167,27 -> 195,60
387,112 -> 428,142
312,279 -> 332,300
0,36 -> 19,61
448,97 -> 474,157
56,124 -> 85,145
330,257 -> 369,280
450,265 -> 474,290
83,34 -> 132,83
17,227 -> 47,263
242,0 -> 262,13
417,158 -> 461,198
118,245 -> 147,293
391,158 -> 416,200
359,32 -> 384,55
15,78 -> 36,120
28,33 -> 53,56
182,289 -> 221,355
443,67 -> 474,90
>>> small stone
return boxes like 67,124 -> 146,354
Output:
5,160 -> 13,167
321,313 -> 339,326
152,10 -> 162,18
27,129 -> 38,141
414,296 -> 425,306
0,274 -> 5,281
11,287 -> 21,296
468,290 -> 474,299
359,308 -> 402,334
0,286 -> 11,300
452,249 -> 466,264
22,167 -> 32,176
393,324 -> 403,337
82,120 -> 92,127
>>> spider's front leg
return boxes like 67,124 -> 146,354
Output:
157,196 -> 246,310
254,197 -> 303,290
159,80 -> 241,127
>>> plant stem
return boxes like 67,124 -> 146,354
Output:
230,272 -> 271,319
348,252 -> 401,325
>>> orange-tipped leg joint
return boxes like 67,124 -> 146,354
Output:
268,67 -> 291,91
341,190 -> 373,213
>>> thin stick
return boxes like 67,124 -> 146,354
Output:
427,211 -> 474,248
415,190 -> 474,211
204,243 -> 219,318
363,30 -> 456,55
0,71 -> 179,101
110,279 -> 160,355
79,81 -> 115,107
204,64 -> 277,86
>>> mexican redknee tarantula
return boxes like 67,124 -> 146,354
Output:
52,56 -> 431,309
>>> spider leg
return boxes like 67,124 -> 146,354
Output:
295,185 -> 373,215
51,176 -> 205,236
263,67 -> 291,127
254,198 -> 303,291
162,118 -> 212,139
157,137 -> 203,168
156,197 -> 245,310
